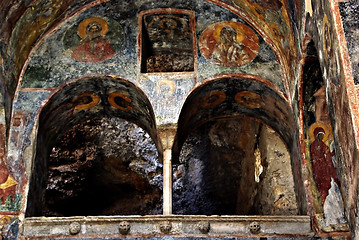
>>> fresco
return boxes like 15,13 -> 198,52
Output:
235,91 -> 263,108
196,2 -> 283,92
141,10 -> 195,72
72,92 -> 100,111
231,0 -> 298,92
308,122 -> 337,204
301,56 -> 348,232
139,73 -> 195,125
174,76 -> 296,161
321,13 -> 341,86
0,165 -> 17,205
64,16 -> 124,63
304,0 -> 359,232
108,92 -> 133,111
0,215 -> 19,239
21,2 -> 139,89
0,147 -> 22,214
71,18 -> 115,62
1,0 -> 307,236
199,21 -> 259,67
306,121 -> 348,232
2,91 -> 51,214
5,0 -> 75,94
0,121 -> 21,213
20,0 -> 282,93
1,0 -> 359,238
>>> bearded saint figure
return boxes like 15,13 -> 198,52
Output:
72,20 -> 115,62
210,26 -> 250,67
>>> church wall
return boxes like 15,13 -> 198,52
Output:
2,0 -> 288,219
1,0 -> 358,239
304,0 -> 359,237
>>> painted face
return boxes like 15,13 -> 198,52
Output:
220,26 -> 237,43
89,25 -> 100,33
317,132 -> 325,141
86,22 -> 102,39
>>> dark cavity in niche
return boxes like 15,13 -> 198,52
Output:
44,118 -> 162,216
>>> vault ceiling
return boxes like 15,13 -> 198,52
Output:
0,0 -> 301,99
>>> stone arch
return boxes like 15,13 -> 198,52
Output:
25,76 -> 163,217
172,75 -> 306,215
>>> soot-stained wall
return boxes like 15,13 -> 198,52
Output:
173,118 -> 298,216
304,0 -> 359,234
4,0 -> 294,222
1,0 -> 359,239
28,118 -> 162,217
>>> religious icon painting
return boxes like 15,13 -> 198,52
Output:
199,21 -> 259,67
308,122 -> 337,205
307,121 -> 348,231
323,14 -> 332,60
64,17 -> 125,63
139,9 -> 196,73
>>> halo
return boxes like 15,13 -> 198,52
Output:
0,216 -> 11,225
235,91 -> 263,109
213,22 -> 246,43
159,18 -> 177,30
157,80 -> 176,95
108,92 -> 133,111
78,17 -> 109,39
309,122 -> 332,142
201,91 -> 226,108
72,92 -> 100,111
148,15 -> 189,41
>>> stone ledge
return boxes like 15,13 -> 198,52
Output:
22,215 -> 312,238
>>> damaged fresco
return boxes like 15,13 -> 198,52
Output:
230,0 -> 299,93
65,16 -> 124,63
20,0 -> 283,91
199,21 -> 259,67
0,215 -> 19,240
5,0 -> 75,95
0,0 -> 358,239
299,36 -> 349,232
305,106 -> 348,232
304,0 -> 359,234
140,9 -> 195,73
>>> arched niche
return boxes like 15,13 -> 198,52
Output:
26,76 -> 163,217
172,76 -> 306,215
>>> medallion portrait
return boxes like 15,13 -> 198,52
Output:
64,17 -> 124,63
199,22 -> 259,67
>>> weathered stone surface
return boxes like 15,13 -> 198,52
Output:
22,215 -> 312,238
256,126 -> 299,215
339,1 -> 359,84
173,117 -> 298,215
0,0 -> 357,239
31,118 -> 162,217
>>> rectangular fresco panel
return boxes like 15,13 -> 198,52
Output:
140,9 -> 195,73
